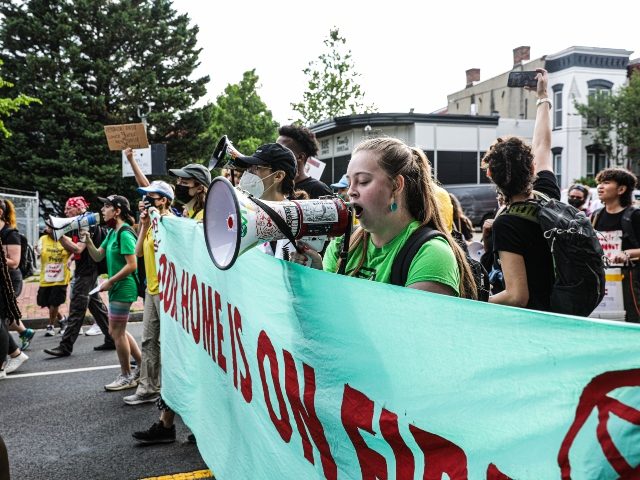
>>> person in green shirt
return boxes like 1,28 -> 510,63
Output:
82,195 -> 142,391
291,137 -> 477,299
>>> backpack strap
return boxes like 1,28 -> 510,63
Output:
591,207 -> 603,228
390,225 -> 443,286
621,207 -> 640,248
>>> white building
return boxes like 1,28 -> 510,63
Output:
546,47 -> 632,187
310,46 -> 635,188
448,46 -> 634,188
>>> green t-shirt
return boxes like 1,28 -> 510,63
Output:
323,221 -> 460,295
100,225 -> 138,303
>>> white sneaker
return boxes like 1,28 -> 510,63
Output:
5,352 -> 29,374
0,369 -> 6,380
58,315 -> 68,335
85,323 -> 103,336
44,325 -> 55,337
104,373 -> 137,391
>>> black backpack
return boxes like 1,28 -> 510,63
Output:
502,191 -> 606,316
116,225 -> 146,298
0,227 -> 36,278
390,225 -> 490,301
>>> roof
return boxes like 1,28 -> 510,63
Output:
310,112 -> 499,136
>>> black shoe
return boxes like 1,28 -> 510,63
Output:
132,421 -> 176,445
94,343 -> 116,351
43,346 -> 70,357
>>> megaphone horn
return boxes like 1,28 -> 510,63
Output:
45,212 -> 100,241
209,135 -> 245,170
204,177 -> 350,270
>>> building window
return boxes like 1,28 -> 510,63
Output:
553,90 -> 562,128
552,84 -> 563,129
586,152 -> 608,178
553,153 -> 562,185
586,79 -> 612,128
552,147 -> 563,186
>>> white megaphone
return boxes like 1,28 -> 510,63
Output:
45,212 -> 100,241
204,177 -> 351,270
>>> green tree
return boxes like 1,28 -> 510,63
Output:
575,72 -> 640,172
291,27 -> 376,125
0,60 -> 41,138
0,0 -> 211,211
207,69 -> 279,156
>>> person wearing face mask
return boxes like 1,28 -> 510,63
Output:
233,143 -> 308,259
124,148 -> 211,221
82,195 -> 142,391
122,181 -> 174,406
567,184 -> 589,212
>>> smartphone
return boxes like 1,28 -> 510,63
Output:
507,71 -> 538,88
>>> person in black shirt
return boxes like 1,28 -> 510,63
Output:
482,68 -> 560,311
277,124 -> 332,199
592,168 -> 640,322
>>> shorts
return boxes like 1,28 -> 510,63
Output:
108,301 -> 132,323
36,285 -> 67,308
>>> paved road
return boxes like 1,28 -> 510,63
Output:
0,323 -> 211,480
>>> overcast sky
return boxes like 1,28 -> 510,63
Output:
171,0 -> 640,125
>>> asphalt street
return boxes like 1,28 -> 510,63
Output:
0,323 -> 211,480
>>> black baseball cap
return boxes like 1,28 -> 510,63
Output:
97,194 -> 131,213
234,143 -> 297,179
169,163 -> 212,187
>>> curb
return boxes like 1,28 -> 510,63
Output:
21,311 -> 143,330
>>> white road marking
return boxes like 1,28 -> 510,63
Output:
5,364 -> 120,379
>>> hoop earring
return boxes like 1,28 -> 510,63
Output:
389,200 -> 398,213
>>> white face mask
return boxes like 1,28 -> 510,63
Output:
238,171 -> 265,198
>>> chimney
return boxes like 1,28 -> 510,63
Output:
465,68 -> 480,88
513,46 -> 530,66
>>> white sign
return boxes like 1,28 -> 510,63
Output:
597,229 -> 623,266
122,147 -> 152,177
304,157 -> 326,180
589,268 -> 626,321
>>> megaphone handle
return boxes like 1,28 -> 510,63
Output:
248,196 -> 303,254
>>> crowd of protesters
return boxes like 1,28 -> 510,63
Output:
1,69 -> 639,465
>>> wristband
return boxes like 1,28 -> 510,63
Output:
536,98 -> 552,109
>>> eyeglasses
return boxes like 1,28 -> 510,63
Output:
247,165 -> 272,175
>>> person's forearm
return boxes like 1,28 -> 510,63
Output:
127,154 -> 151,188
85,241 -> 103,262
135,225 -> 148,257
626,248 -> 640,261
532,99 -> 552,173
109,263 -> 136,284
489,288 -> 528,308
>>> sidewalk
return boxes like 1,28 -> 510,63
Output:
17,278 -> 144,327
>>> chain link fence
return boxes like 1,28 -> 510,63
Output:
0,187 -> 40,248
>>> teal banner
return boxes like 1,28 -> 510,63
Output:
153,213 -> 640,480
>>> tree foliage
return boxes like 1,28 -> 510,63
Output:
0,0 -> 211,211
0,60 -> 41,138
575,71 -> 640,171
291,28 -> 375,125
207,69 -> 279,156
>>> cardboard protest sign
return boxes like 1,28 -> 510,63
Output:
104,123 -> 149,151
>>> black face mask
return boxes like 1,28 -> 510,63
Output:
568,197 -> 586,209
142,195 -> 163,210
175,185 -> 194,204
